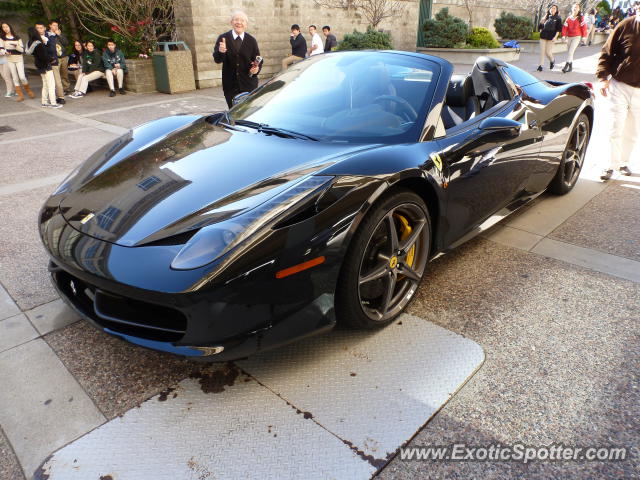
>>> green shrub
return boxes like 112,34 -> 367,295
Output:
466,27 -> 500,48
529,31 -> 540,40
422,8 -> 468,48
337,26 -> 393,50
596,0 -> 612,15
494,11 -> 533,40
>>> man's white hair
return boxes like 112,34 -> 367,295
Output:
230,10 -> 249,23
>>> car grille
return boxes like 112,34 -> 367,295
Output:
51,265 -> 187,342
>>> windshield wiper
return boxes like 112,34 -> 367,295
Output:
234,120 -> 318,141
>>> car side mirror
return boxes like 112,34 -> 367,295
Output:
232,92 -> 250,106
479,117 -> 521,139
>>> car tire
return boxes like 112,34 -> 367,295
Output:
549,113 -> 591,195
336,189 -> 431,329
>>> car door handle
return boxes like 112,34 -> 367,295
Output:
528,120 -> 538,129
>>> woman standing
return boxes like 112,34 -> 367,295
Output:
26,27 -> 60,108
0,22 -> 35,101
0,38 -> 16,97
537,4 -> 563,72
561,3 -> 588,73
586,8 -> 597,46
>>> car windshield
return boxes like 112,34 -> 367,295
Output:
229,51 -> 440,144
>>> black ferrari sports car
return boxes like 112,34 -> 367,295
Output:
39,51 -> 594,359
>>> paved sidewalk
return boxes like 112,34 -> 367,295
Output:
0,46 -> 638,479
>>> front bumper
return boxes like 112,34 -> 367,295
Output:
39,175 -> 382,359
49,260 -> 336,360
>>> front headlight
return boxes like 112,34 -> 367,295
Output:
170,176 -> 333,270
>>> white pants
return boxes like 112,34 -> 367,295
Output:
609,79 -> 640,169
566,36 -> 581,63
106,68 -> 124,90
41,70 -> 56,106
74,70 -> 105,94
7,59 -> 27,86
0,62 -> 14,94
539,39 -> 555,65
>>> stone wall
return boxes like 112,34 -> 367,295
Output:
431,0 -> 530,33
174,0 -> 421,88
174,0 -> 531,88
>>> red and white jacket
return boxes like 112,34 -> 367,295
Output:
562,16 -> 588,37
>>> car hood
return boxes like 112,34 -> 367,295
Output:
58,115 -> 373,247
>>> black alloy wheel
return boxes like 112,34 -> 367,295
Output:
336,189 -> 431,329
549,113 -> 590,195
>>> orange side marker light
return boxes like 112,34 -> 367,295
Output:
276,256 -> 326,279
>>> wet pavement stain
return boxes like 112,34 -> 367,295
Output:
190,363 -> 240,394
158,386 -> 176,402
187,456 -> 212,479
341,439 -> 388,469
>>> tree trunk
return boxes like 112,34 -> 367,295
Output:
66,7 -> 81,41
40,0 -> 53,20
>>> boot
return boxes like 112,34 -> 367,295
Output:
15,85 -> 24,102
22,83 -> 35,99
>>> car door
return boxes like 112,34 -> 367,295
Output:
435,96 -> 544,248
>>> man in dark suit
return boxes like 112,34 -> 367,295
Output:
213,11 -> 262,108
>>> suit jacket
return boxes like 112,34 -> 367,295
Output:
213,31 -> 262,95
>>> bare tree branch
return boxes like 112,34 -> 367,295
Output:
70,0 -> 174,53
314,0 -> 406,28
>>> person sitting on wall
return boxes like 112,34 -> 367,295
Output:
307,25 -> 323,56
322,25 -> 337,52
102,38 -> 127,97
69,40 -> 104,98
67,40 -> 84,83
281,24 -> 306,71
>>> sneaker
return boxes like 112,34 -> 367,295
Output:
550,60 -> 555,70
48,103 -> 63,109
108,90 -> 116,97
536,65 -> 543,72
600,169 -> 613,181
57,97 -> 66,104
41,103 -> 48,107
118,88 -> 126,95
619,166 -> 632,176
4,92 -> 13,98
69,92 -> 84,98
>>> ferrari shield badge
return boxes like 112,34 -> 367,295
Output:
430,153 -> 443,172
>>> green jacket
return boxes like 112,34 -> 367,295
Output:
82,49 -> 104,74
102,48 -> 127,73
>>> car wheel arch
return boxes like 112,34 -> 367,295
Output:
340,173 -> 442,260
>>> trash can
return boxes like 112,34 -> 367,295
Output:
152,41 -> 196,94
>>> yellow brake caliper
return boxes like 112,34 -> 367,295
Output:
394,213 -> 415,268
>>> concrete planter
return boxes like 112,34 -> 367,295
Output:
417,47 -> 520,64
592,32 -> 609,45
510,39 -> 568,54
125,58 -> 156,93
